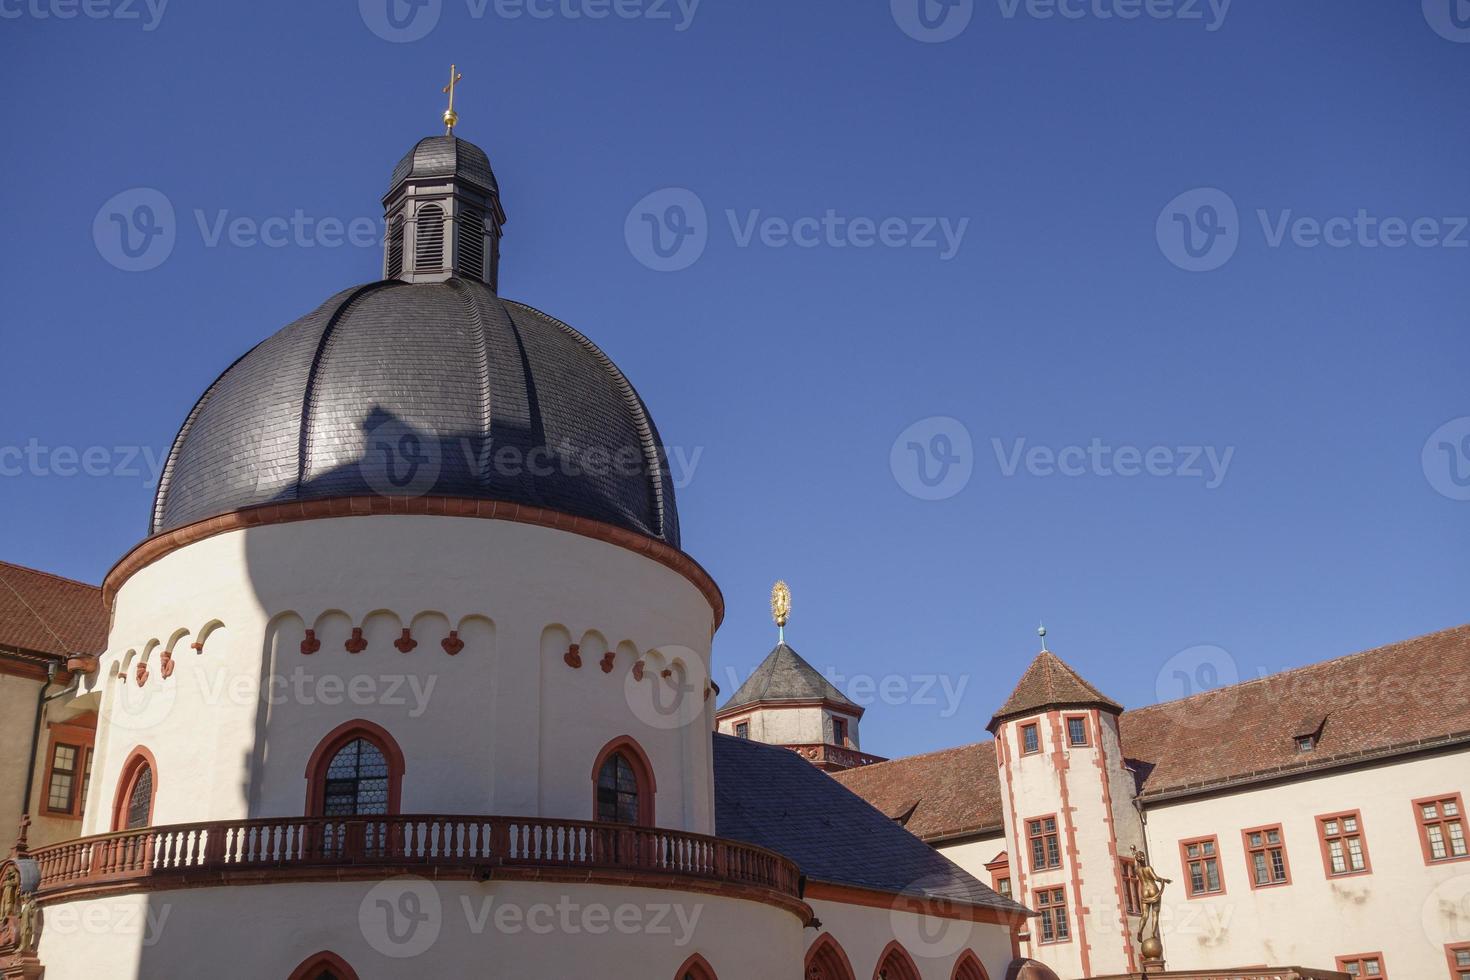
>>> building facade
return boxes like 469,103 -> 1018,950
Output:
834,627 -> 1470,979
0,125 -> 1031,980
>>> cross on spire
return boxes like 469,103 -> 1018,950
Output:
442,64 -> 464,134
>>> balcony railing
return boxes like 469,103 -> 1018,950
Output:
27,814 -> 804,909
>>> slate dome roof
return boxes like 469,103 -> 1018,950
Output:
387,135 -> 498,197
151,277 -> 680,547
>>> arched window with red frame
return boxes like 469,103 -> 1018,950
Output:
952,950 -> 991,980
805,933 -> 857,980
304,720 -> 405,816
111,747 -> 158,831
288,950 -> 360,980
874,942 -> 922,980
591,736 -> 656,825
675,953 -> 717,980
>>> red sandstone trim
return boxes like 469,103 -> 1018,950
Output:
102,496 -> 725,627
303,719 -> 406,816
872,940 -> 921,980
288,951 -> 359,980
1411,791 -> 1470,866
1092,708 -> 1138,973
951,949 -> 991,980
591,735 -> 657,825
111,746 -> 158,832
805,932 -> 858,980
1047,712 -> 1090,974
802,881 -> 1027,927
1314,808 -> 1372,879
674,952 -> 717,980
1240,822 -> 1294,889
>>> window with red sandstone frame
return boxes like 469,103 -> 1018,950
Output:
1318,810 -> 1370,877
1181,836 -> 1224,896
1415,794 -> 1468,864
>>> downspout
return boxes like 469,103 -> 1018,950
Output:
20,661 -> 58,819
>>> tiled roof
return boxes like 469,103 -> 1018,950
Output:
1118,623 -> 1470,799
831,741 -> 1005,842
987,649 -> 1122,730
837,624 -> 1470,841
713,733 -> 1024,914
718,643 -> 858,712
0,560 -> 107,657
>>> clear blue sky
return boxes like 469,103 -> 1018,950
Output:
2,0 -> 1466,760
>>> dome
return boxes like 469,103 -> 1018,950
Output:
387,135 -> 499,197
151,276 -> 680,547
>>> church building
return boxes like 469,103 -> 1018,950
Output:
1,87 -> 1465,980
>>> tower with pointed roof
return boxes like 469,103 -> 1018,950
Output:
715,641 -> 884,771
987,640 -> 1145,978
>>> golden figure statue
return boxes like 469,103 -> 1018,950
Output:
1131,845 -> 1171,962
771,580 -> 791,642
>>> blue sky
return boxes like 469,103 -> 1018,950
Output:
2,0 -> 1466,760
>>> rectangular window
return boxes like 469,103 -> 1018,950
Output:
1448,942 -> 1470,980
1335,953 -> 1385,978
45,743 -> 79,813
831,718 -> 847,746
1243,824 -> 1291,888
734,722 -> 749,739
1416,794 -> 1469,865
1036,888 -> 1070,944
1318,810 -> 1371,877
1181,836 -> 1224,897
1120,857 -> 1142,915
996,876 -> 1011,899
1065,715 -> 1089,747
1028,815 -> 1061,871
1021,723 -> 1041,755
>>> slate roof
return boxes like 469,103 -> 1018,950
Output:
987,649 -> 1123,730
712,733 -> 1026,914
0,560 -> 107,657
387,135 -> 499,197
837,625 -> 1470,841
151,277 -> 680,548
718,643 -> 859,713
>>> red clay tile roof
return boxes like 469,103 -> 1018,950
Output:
832,741 -> 1005,842
837,624 -> 1470,842
987,649 -> 1123,730
0,560 -> 107,657
1118,623 -> 1470,800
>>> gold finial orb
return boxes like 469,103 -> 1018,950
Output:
770,580 -> 791,629
443,108 -> 459,131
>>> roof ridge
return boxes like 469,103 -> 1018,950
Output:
1127,621 -> 1470,717
836,739 -> 991,775
0,559 -> 100,591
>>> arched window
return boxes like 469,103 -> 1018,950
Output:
874,942 -> 922,980
805,933 -> 857,980
288,951 -> 359,980
111,747 -> 157,831
414,203 -> 445,272
591,736 -> 656,825
675,953 -> 717,980
952,951 -> 990,980
305,720 -> 405,816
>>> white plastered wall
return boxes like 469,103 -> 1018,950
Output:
74,515 -> 719,836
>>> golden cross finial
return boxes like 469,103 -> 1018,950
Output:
771,580 -> 791,643
442,64 -> 464,134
